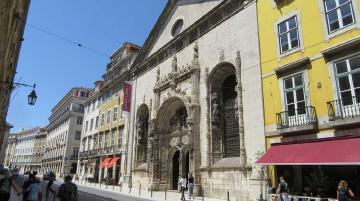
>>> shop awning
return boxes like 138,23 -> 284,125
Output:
99,158 -> 112,168
106,157 -> 120,168
257,136 -> 360,165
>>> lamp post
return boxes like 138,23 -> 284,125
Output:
0,81 -> 37,105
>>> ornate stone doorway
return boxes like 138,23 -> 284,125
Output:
172,150 -> 180,190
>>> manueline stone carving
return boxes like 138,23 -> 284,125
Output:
211,93 -> 220,126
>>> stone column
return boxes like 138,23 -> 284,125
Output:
190,42 -> 202,195
235,51 -> 247,167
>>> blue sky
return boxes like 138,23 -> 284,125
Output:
7,0 -> 167,132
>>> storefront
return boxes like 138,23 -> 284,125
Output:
257,136 -> 360,199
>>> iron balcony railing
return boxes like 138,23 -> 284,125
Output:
327,96 -> 360,121
276,106 -> 318,129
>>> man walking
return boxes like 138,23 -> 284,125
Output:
276,176 -> 289,201
57,175 -> 78,201
23,173 -> 42,201
188,173 -> 194,199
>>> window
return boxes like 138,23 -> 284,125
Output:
171,19 -> 184,37
77,117 -> 83,125
90,119 -> 94,131
95,116 -> 99,129
92,101 -> 95,111
278,16 -> 300,54
75,131 -> 81,140
113,107 -> 118,121
73,147 -> 79,157
283,73 -> 306,116
98,135 -> 103,148
111,130 -> 115,147
324,0 -> 355,33
334,55 -> 360,104
107,110 -> 111,124
118,128 -> 123,148
104,133 -> 109,148
85,121 -> 89,132
79,104 -> 84,112
80,91 -> 86,97
101,113 -> 105,126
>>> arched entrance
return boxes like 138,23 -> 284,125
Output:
154,96 -> 192,189
172,151 -> 180,190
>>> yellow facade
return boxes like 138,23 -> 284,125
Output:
258,0 -> 360,187
98,86 -> 126,149
258,0 -> 360,136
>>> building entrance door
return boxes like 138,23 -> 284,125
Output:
172,150 -> 180,190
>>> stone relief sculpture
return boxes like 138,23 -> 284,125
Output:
211,93 -> 221,127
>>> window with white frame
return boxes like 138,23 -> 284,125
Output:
111,130 -> 115,147
90,119 -> 94,131
334,55 -> 360,104
113,107 -> 118,121
278,16 -> 300,54
283,73 -> 306,116
324,0 -> 355,33
107,110 -> 111,124
101,113 -> 105,126
85,121 -> 88,132
95,116 -> 99,129
118,127 -> 123,148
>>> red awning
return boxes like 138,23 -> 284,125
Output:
257,136 -> 360,165
106,157 -> 120,168
99,158 -> 112,168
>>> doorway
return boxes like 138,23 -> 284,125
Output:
172,151 -> 180,190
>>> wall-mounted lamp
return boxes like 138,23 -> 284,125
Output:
0,81 -> 37,105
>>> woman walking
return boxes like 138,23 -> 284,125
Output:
337,180 -> 354,201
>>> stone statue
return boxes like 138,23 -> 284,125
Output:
211,93 -> 220,126
156,67 -> 160,82
172,54 -> 177,72
137,121 -> 145,145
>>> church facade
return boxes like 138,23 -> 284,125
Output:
127,0 -> 266,200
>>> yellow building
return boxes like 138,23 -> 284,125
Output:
96,43 -> 141,183
258,0 -> 360,198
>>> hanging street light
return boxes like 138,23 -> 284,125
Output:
27,84 -> 37,105
0,81 -> 38,105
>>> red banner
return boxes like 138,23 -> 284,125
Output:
122,82 -> 132,112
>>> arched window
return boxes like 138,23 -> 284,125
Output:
170,107 -> 188,133
171,19 -> 184,37
136,105 -> 149,164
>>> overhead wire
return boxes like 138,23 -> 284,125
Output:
26,23 -> 111,58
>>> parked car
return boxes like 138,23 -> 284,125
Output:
43,171 -> 56,181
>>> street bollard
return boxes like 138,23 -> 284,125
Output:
151,188 -> 153,198
139,184 -> 141,196
202,189 -> 204,201
165,189 -> 167,200
99,181 -> 102,188
129,187 -> 132,194
227,191 -> 230,201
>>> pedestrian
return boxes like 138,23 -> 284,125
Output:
9,169 -> 23,200
22,173 -> 42,201
180,175 -> 186,201
337,180 -> 354,201
56,175 -> 78,201
0,168 -> 13,201
178,176 -> 182,193
276,176 -> 289,201
188,173 -> 194,199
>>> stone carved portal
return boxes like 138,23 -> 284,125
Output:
209,63 -> 240,162
136,104 -> 149,165
154,96 -> 191,188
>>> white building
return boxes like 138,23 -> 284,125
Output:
78,81 -> 102,180
12,127 -> 41,173
127,0 -> 266,200
4,134 -> 17,168
43,87 -> 90,177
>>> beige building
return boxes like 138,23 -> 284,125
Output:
43,88 -> 90,177
127,0 -> 266,200
78,43 -> 140,184
33,128 -> 46,173
4,134 -> 17,168
0,0 -> 30,158
12,127 -> 42,173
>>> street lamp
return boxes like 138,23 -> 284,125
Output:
0,81 -> 37,105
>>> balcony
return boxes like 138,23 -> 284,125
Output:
276,106 -> 318,134
327,96 -> 360,127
